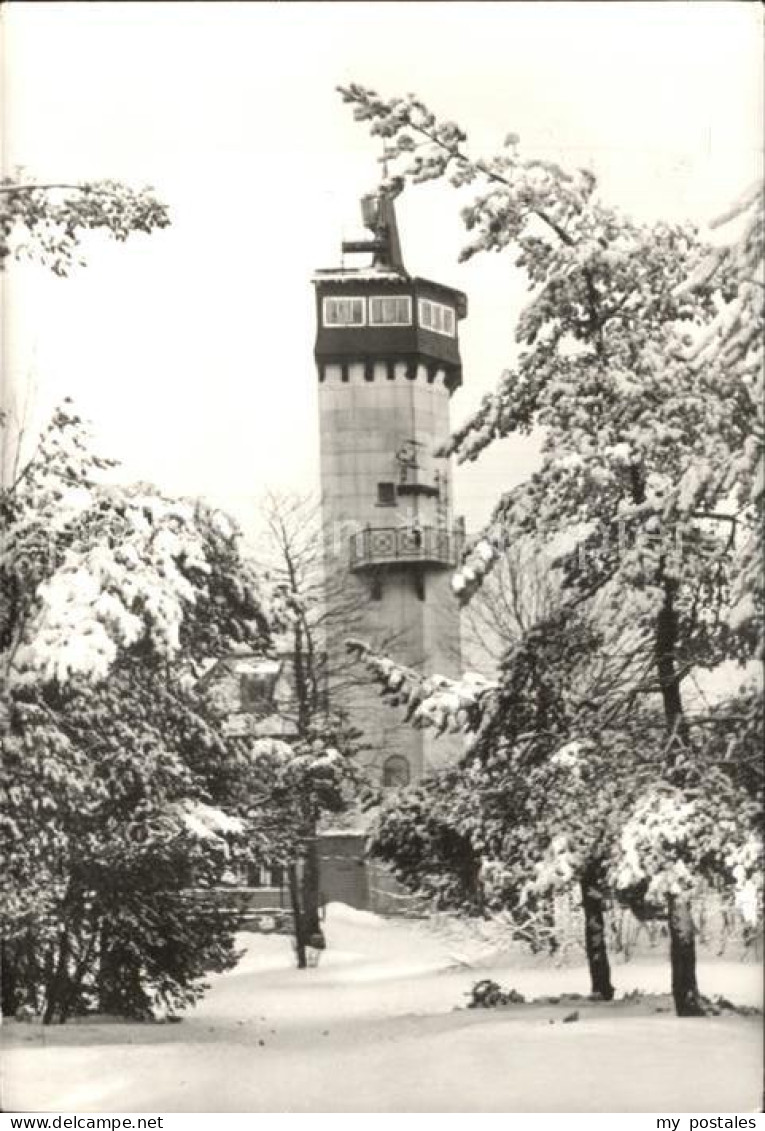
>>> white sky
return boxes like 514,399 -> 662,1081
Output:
2,0 -> 763,538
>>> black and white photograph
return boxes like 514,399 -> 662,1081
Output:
0,0 -> 762,1117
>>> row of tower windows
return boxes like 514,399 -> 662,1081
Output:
322,295 -> 456,337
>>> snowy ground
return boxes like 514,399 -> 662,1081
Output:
2,904 -> 762,1113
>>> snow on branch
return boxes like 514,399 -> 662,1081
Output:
176,800 -> 245,844
672,181 -> 764,656
9,494 -> 208,686
676,179 -> 763,373
613,783 -> 763,924
450,481 -> 539,605
709,180 -> 763,233
345,639 -> 497,735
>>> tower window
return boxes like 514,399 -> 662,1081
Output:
323,296 -> 366,327
418,299 -> 456,338
369,295 -> 412,326
377,482 -> 396,506
240,666 -> 279,713
382,755 -> 411,788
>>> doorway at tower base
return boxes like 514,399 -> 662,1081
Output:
317,831 -> 427,917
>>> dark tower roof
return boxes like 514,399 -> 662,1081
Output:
313,188 -> 467,392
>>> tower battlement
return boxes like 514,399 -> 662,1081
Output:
313,273 -> 467,391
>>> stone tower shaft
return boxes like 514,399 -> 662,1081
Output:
313,192 -> 465,784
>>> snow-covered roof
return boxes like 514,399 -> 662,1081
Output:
232,657 -> 280,677
312,269 -> 408,284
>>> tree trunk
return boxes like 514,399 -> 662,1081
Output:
287,864 -> 307,969
97,921 -> 110,1012
541,899 -> 559,956
43,929 -> 71,1025
655,582 -> 690,745
581,876 -> 615,1000
656,581 -> 701,1017
59,920 -> 98,1024
301,833 -> 323,943
668,895 -> 705,1016
0,938 -> 19,1018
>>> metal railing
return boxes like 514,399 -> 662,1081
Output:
349,525 -> 459,570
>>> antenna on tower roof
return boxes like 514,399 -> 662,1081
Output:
380,142 -> 394,181
340,147 -> 407,276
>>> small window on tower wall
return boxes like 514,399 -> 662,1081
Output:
377,482 -> 396,506
323,296 -> 365,326
240,669 -> 278,713
382,755 -> 411,788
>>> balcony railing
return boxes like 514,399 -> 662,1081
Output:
349,525 -> 459,571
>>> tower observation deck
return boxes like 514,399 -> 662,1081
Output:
313,189 -> 465,785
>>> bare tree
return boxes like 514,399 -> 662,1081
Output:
253,491 -> 405,965
459,538 -> 557,672
258,492 -> 400,710
460,537 -> 659,729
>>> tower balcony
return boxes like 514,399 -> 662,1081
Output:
349,525 -> 461,572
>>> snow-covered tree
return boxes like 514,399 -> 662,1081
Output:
340,85 -> 763,1015
0,173 -> 277,1020
0,406 -> 280,1020
369,764 -> 484,914
360,603 -> 657,999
